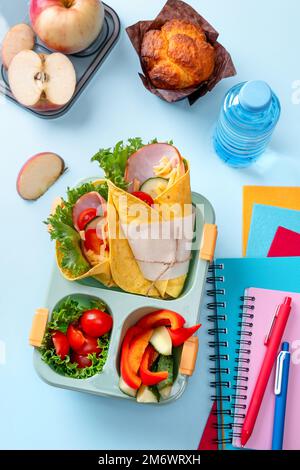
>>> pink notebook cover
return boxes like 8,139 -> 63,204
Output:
233,288 -> 300,450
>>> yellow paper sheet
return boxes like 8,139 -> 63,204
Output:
243,186 -> 300,256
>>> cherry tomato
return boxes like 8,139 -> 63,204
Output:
75,335 -> 102,356
52,331 -> 69,359
66,324 -> 85,352
84,229 -> 104,254
77,208 -> 97,231
80,309 -> 113,338
132,191 -> 154,207
71,352 -> 92,369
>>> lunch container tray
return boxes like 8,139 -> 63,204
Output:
33,189 -> 216,404
0,2 -> 120,119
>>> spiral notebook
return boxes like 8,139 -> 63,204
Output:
232,287 -> 300,450
208,257 -> 300,450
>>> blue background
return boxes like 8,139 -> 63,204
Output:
0,0 -> 300,450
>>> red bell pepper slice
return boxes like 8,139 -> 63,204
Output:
140,345 -> 168,386
127,328 -> 154,374
168,324 -> 201,347
120,326 -> 143,389
136,310 -> 185,330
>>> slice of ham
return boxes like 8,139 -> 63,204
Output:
120,210 -> 195,281
125,143 -> 185,193
72,191 -> 107,232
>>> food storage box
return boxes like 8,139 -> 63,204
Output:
0,2 -> 120,119
33,189 -> 216,404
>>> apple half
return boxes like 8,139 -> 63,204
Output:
17,152 -> 66,200
8,50 -> 76,110
1,23 -> 35,69
30,0 -> 105,54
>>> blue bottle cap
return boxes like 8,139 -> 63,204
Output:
239,80 -> 272,112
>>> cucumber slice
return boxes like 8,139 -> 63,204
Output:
119,377 -> 137,398
137,385 -> 159,403
156,355 -> 174,391
150,326 -> 172,356
149,386 -> 160,402
140,177 -> 168,199
159,385 -> 172,400
85,216 -> 104,231
172,346 -> 181,380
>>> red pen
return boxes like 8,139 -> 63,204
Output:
241,296 -> 292,447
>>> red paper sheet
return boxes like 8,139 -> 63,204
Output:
268,226 -> 300,257
198,402 -> 218,450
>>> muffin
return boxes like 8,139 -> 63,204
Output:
141,19 -> 215,90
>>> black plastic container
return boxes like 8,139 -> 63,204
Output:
0,3 -> 120,119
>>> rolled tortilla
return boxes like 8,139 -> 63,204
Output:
108,163 -> 193,298
54,179 -> 115,287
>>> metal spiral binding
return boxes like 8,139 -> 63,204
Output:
212,409 -> 231,416
207,263 -> 232,446
207,264 -> 256,446
230,296 -> 256,441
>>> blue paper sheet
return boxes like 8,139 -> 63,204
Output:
247,204 -> 300,257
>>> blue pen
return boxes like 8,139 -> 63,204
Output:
272,342 -> 291,450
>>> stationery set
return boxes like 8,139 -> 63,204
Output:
201,186 -> 300,450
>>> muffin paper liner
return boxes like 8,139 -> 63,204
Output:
126,0 -> 236,104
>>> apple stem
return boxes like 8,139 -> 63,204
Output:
62,0 -> 75,7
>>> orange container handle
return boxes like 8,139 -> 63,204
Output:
29,308 -> 49,347
200,223 -> 218,262
179,336 -> 199,376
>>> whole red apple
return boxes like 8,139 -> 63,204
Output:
30,0 -> 104,54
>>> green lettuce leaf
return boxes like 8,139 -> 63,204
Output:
91,137 -> 161,190
40,298 -> 110,379
45,182 -> 108,277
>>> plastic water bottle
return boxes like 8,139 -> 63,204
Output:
213,81 -> 281,168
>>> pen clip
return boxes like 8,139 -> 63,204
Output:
274,351 -> 289,395
264,305 -> 280,346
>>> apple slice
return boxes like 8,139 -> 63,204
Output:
8,50 -> 76,110
1,23 -> 35,69
17,152 -> 66,200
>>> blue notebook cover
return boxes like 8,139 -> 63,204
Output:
210,257 -> 300,450
247,204 -> 300,257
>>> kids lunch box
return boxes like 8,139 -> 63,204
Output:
32,187 -> 216,404
0,2 -> 120,119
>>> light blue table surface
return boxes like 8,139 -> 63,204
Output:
0,0 -> 300,451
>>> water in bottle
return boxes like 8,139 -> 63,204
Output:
213,80 -> 281,168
